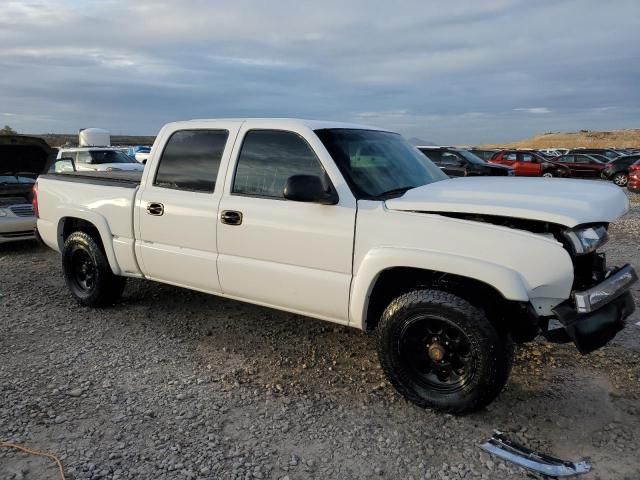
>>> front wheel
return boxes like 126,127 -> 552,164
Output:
62,231 -> 126,307
612,172 -> 628,187
541,171 -> 555,178
376,290 -> 513,414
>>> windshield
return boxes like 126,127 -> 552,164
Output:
315,129 -> 447,198
90,150 -> 137,164
455,149 -> 486,164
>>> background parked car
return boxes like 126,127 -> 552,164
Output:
628,160 -> 640,193
489,150 -> 570,177
417,146 -> 513,177
53,147 -> 145,173
601,154 -> 640,187
551,153 -> 607,178
0,134 -> 52,243
566,148 -> 622,161
466,148 -> 500,161
127,145 -> 152,164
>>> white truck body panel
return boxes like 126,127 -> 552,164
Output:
350,201 -> 574,326
36,179 -> 139,276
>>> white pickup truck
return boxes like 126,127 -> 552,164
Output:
35,119 -> 637,413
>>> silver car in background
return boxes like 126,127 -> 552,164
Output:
0,135 -> 51,243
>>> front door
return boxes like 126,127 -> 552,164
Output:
217,128 -> 356,323
136,124 -> 241,293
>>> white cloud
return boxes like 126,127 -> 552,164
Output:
514,108 -> 552,114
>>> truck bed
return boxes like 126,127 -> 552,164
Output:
39,170 -> 142,187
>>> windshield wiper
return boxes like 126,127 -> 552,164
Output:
377,185 -> 417,198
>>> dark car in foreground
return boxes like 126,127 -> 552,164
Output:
601,155 -> 640,187
552,154 -> 607,178
417,146 -> 513,177
489,150 -> 570,177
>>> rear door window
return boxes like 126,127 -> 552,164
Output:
154,129 -> 229,193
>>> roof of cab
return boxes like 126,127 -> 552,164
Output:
167,118 -> 388,132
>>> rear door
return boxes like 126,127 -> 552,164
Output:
136,122 -> 242,293
516,152 -> 542,176
574,154 -> 600,177
216,125 -> 356,323
557,155 -> 577,176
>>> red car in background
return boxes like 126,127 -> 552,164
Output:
490,150 -> 570,177
551,153 -> 607,178
628,160 -> 640,193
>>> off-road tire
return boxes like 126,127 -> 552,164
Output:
62,231 -> 126,307
376,289 -> 513,414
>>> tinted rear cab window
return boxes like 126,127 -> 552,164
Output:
154,130 -> 228,193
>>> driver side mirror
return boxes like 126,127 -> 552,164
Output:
283,175 -> 338,205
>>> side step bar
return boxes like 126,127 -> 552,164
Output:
480,431 -> 591,477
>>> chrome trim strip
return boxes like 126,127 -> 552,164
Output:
573,264 -> 638,313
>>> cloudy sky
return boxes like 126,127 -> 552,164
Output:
1,0 -> 639,144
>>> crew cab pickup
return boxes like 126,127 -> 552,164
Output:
35,119 -> 637,413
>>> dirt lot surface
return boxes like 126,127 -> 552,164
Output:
1,191 -> 639,480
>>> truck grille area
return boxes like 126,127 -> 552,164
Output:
9,204 -> 35,217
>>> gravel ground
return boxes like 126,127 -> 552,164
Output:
1,191 -> 639,480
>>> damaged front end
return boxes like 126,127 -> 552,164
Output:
433,213 -> 637,354
543,223 -> 637,354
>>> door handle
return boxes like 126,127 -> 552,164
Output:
220,210 -> 242,225
146,202 -> 164,216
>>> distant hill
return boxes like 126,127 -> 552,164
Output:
33,133 -> 155,147
481,129 -> 640,149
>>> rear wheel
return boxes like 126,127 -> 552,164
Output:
541,171 -> 555,178
376,289 -> 513,414
62,231 -> 126,307
612,172 -> 628,186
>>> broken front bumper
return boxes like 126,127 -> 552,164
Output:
551,264 -> 637,354
481,431 -> 591,477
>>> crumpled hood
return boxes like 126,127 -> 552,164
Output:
385,177 -> 629,228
